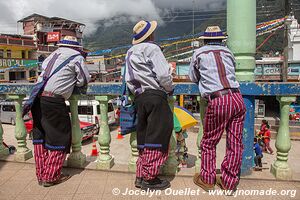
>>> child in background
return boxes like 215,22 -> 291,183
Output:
253,138 -> 263,171
263,124 -> 274,154
257,120 -> 269,148
175,129 -> 188,168
115,107 -> 121,125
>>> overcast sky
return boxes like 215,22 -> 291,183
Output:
0,0 -> 225,34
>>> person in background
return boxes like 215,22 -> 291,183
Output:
189,26 -> 246,192
253,138 -> 263,171
31,36 -> 90,187
175,129 -> 189,168
125,20 -> 174,190
115,107 -> 121,125
262,124 -> 274,154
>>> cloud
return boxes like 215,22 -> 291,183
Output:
0,0 -> 225,35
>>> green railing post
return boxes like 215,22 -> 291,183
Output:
128,95 -> 138,172
67,95 -> 86,168
128,131 -> 138,172
271,96 -> 296,180
195,96 -> 207,172
162,96 -> 178,175
95,96 -> 114,169
8,95 -> 33,161
0,121 -> 9,157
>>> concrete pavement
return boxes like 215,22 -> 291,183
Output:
0,161 -> 299,200
2,124 -> 300,181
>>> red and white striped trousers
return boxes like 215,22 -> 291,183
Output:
34,144 -> 66,182
136,148 -> 168,180
201,92 -> 246,190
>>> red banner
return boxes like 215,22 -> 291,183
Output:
47,32 -> 60,42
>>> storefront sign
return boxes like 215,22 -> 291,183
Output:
47,32 -> 60,42
0,59 -> 37,68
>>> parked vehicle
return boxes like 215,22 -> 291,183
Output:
65,100 -> 116,125
0,101 -> 16,125
0,101 -> 30,125
25,118 -> 99,141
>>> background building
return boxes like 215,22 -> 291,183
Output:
0,34 -> 37,82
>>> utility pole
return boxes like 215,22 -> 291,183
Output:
192,0 -> 195,37
282,0 -> 292,82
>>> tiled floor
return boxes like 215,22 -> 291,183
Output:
0,161 -> 299,200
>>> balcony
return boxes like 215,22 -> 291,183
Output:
0,82 -> 299,180
37,45 -> 59,53
0,36 -> 35,48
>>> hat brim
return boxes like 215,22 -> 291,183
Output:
57,43 -> 83,48
199,36 -> 227,40
132,21 -> 157,45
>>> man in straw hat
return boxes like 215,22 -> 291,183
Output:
31,36 -> 90,187
125,20 -> 174,190
189,26 -> 246,192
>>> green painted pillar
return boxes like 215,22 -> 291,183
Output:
95,96 -> 114,169
128,131 -> 138,172
0,121 -> 9,157
195,96 -> 207,173
227,0 -> 256,81
162,96 -> 178,175
271,96 -> 296,180
67,95 -> 86,168
8,95 -> 33,161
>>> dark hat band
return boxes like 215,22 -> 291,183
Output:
203,31 -> 225,37
58,40 -> 81,46
133,21 -> 151,40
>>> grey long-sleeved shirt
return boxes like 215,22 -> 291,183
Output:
125,42 -> 174,95
38,47 -> 90,99
189,45 -> 239,97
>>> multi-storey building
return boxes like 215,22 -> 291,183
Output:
0,34 -> 37,82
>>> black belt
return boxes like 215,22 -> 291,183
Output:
41,91 -> 64,99
206,88 -> 240,100
136,89 -> 168,101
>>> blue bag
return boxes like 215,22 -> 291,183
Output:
119,62 -> 138,135
22,54 -> 80,117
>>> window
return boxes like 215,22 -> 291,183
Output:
6,50 -> 11,58
2,105 -> 16,112
0,73 -> 4,80
22,50 -> 26,59
97,104 -> 114,114
78,106 -> 93,115
0,49 -> 3,58
97,105 -> 100,115
108,103 -> 114,112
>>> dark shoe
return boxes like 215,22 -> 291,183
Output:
254,167 -> 262,171
216,175 -> 236,196
135,177 -> 143,188
43,174 -> 71,187
38,181 -> 43,186
141,177 -> 170,190
193,173 -> 214,192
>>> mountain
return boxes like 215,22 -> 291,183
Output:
83,1 -> 300,55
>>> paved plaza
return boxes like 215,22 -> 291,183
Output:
1,124 -> 300,199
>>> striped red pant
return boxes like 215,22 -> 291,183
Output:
136,148 -> 168,180
34,144 -> 66,182
201,92 -> 246,190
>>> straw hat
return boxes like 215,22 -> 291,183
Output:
199,26 -> 227,40
57,36 -> 82,48
132,20 -> 157,45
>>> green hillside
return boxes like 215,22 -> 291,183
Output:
84,0 -> 300,55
